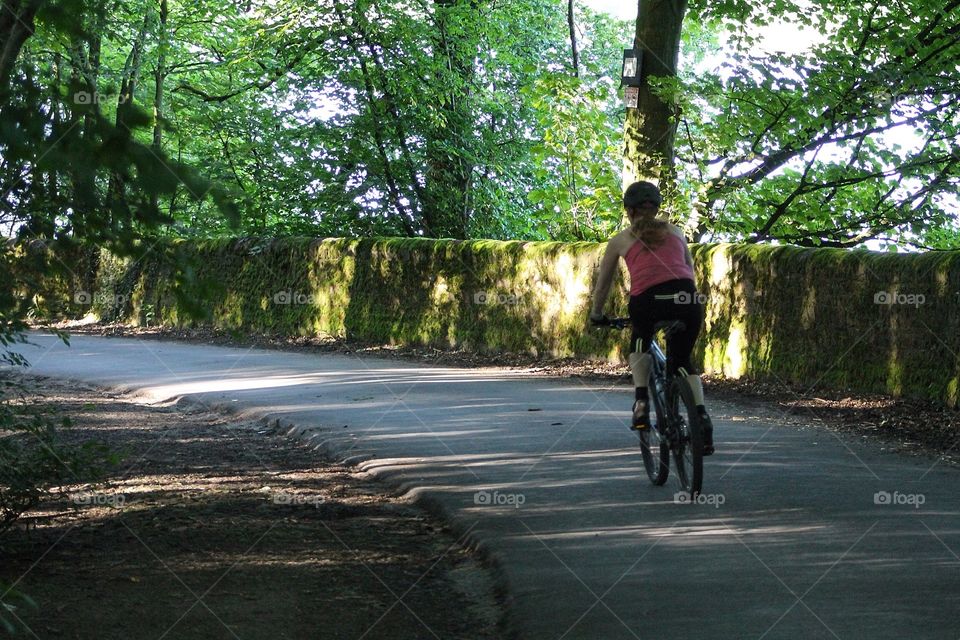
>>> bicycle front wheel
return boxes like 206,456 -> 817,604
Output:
668,376 -> 703,499
639,375 -> 670,486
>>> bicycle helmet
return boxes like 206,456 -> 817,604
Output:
623,181 -> 662,207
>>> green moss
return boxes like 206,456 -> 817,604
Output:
16,236 -> 960,406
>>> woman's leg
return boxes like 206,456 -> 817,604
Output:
639,279 -> 715,453
661,287 -> 714,453
627,295 -> 655,428
663,289 -> 704,402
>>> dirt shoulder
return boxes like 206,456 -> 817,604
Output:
1,374 -> 503,640
49,322 -> 960,465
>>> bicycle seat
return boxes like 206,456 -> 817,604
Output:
653,320 -> 686,333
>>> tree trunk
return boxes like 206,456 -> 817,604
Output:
622,0 -> 687,188
107,10 -> 152,220
335,2 -> 417,235
567,0 -> 579,77
66,15 -> 103,226
23,52 -> 53,236
46,51 -> 61,222
422,0 -> 475,239
0,0 -> 44,101
150,0 -> 168,211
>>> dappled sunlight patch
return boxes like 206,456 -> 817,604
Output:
511,522 -> 832,544
145,374 -> 314,397
138,366 -> 540,401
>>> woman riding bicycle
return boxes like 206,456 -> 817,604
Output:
589,180 -> 714,455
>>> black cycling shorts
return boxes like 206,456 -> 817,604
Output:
628,278 -> 703,376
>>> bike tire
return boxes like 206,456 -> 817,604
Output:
668,376 -> 703,499
639,373 -> 670,486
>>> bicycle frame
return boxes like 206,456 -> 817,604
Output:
647,339 -> 667,388
596,316 -> 704,497
646,339 -> 673,441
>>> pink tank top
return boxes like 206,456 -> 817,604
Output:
624,232 -> 694,296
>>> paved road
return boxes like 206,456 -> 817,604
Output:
10,333 -> 960,639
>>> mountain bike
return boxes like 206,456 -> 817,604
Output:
598,318 -> 705,499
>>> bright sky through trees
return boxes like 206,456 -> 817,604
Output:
583,0 -> 824,54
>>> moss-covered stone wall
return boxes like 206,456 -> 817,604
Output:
693,244 -> 960,407
20,237 -> 960,407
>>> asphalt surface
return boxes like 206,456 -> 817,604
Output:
10,332 -> 960,639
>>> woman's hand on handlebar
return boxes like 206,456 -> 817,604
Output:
589,312 -> 610,327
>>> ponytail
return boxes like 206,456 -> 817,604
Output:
629,216 -> 671,250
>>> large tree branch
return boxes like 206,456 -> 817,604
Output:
719,94 -> 958,196
753,144 -> 960,247
750,145 -> 822,241
0,0 -> 44,95
908,0 -> 960,54
352,4 -> 432,230
173,49 -> 308,102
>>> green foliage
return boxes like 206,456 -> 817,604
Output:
523,70 -> 622,240
8,0 -> 629,241
679,0 -> 960,247
1,0 -> 238,246
0,0 -> 160,561
5,0 -> 959,249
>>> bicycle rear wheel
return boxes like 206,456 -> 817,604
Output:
668,376 -> 703,498
639,374 -> 670,486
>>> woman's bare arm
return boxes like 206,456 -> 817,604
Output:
590,231 -> 633,317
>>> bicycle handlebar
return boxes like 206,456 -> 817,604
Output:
594,317 -> 688,334
592,316 -> 631,330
